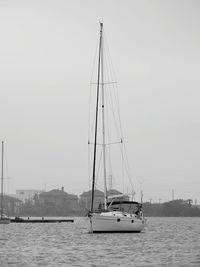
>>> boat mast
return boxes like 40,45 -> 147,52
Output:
100,23 -> 108,209
1,141 -> 4,218
91,23 -> 103,212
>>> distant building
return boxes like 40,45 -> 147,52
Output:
79,189 -> 126,210
38,187 -> 80,214
80,189 -> 104,210
16,189 -> 44,202
0,194 -> 22,215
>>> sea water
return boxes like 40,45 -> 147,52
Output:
0,217 -> 199,266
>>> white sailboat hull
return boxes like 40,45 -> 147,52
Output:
89,212 -> 145,233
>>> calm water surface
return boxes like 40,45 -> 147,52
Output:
0,217 -> 199,266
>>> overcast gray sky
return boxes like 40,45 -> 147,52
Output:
0,0 -> 200,202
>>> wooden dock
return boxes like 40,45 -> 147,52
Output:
11,217 -> 74,223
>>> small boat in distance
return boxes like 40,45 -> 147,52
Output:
87,23 -> 145,233
0,141 -> 10,224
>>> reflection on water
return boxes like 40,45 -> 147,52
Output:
0,217 -> 199,266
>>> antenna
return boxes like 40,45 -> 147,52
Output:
172,189 -> 174,201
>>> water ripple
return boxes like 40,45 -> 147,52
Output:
0,217 -> 199,266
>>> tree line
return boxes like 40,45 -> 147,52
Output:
143,199 -> 200,217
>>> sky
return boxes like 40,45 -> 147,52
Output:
0,0 -> 200,203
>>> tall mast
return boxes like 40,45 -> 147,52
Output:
1,141 -> 4,218
90,22 -> 103,212
100,23 -> 107,209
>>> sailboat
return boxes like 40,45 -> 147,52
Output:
0,141 -> 10,224
88,23 -> 145,233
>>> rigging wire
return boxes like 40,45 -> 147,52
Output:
105,84 -> 113,189
87,143 -> 91,191
88,26 -> 137,198
88,34 -> 100,191
94,146 -> 103,187
88,36 -> 99,141
104,30 -> 135,194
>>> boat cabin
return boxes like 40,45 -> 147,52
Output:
96,200 -> 142,214
107,201 -> 142,214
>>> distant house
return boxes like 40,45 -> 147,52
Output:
79,189 -> 127,210
38,187 -> 80,215
16,189 -> 44,202
107,189 -> 129,201
107,189 -> 122,196
80,189 -> 104,210
0,194 -> 22,215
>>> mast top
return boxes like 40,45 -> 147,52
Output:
99,21 -> 103,31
